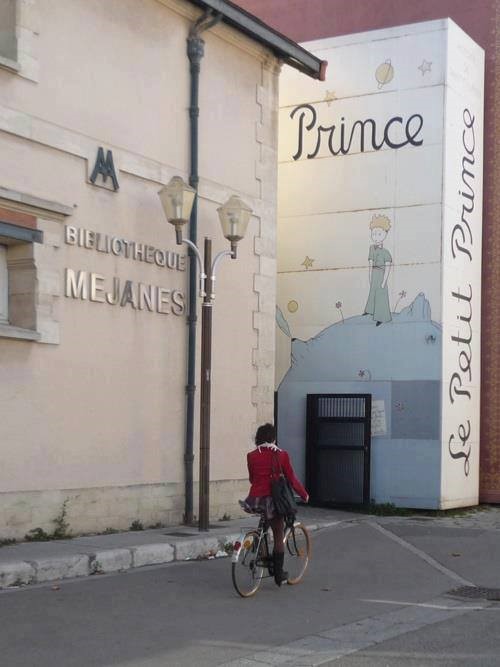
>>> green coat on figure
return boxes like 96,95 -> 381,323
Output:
364,244 -> 392,325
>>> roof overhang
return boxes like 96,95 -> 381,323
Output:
187,0 -> 327,80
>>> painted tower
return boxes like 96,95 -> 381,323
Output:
276,20 -> 484,509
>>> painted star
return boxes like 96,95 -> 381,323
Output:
301,256 -> 314,270
418,59 -> 432,75
324,90 -> 336,106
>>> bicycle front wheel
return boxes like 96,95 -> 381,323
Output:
232,530 -> 265,597
284,522 -> 310,585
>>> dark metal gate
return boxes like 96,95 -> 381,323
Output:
306,394 -> 371,506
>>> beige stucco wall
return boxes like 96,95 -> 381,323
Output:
0,0 -> 279,538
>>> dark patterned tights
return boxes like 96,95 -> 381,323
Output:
270,517 -> 285,553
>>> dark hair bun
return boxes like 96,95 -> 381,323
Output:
255,423 -> 276,445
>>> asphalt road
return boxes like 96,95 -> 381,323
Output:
1,520 -> 500,666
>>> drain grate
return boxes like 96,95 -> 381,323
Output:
447,586 -> 500,601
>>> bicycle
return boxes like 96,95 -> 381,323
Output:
231,511 -> 311,597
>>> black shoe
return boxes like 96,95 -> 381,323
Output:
376,321 -> 382,326
273,551 -> 288,587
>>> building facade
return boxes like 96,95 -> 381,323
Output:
239,0 -> 500,507
277,20 -> 484,508
0,0 -> 322,539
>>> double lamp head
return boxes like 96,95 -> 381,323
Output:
158,176 -> 251,257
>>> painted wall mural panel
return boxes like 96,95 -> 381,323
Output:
276,19 -> 484,508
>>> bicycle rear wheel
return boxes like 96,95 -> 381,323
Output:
232,530 -> 265,597
284,522 -> 310,585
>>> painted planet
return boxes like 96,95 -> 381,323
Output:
287,300 -> 299,313
375,59 -> 394,88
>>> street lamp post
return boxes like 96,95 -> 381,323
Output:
158,176 -> 251,531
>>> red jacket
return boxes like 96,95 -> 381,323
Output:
247,446 -> 308,501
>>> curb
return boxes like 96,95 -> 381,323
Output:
0,521 -> 339,589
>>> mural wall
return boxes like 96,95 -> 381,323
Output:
276,19 -> 484,508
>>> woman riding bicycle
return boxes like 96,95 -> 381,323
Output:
242,423 -> 309,586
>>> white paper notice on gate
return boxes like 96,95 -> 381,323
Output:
371,400 -> 387,437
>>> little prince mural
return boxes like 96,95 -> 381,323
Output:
363,214 -> 393,326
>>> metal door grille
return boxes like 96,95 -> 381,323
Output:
306,394 -> 371,506
317,396 -> 367,419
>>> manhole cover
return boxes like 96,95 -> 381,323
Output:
447,586 -> 500,601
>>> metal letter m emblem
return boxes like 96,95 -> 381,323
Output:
90,147 -> 119,191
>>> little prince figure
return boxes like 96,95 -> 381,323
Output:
363,214 -> 392,326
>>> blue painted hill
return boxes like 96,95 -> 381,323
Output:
281,293 -> 441,386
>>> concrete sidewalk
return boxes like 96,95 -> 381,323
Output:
0,505 -> 354,589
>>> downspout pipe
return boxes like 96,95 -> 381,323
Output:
184,10 -> 221,525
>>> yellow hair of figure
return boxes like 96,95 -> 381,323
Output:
369,214 -> 391,231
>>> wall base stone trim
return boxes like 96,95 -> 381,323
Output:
0,479 -> 249,541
